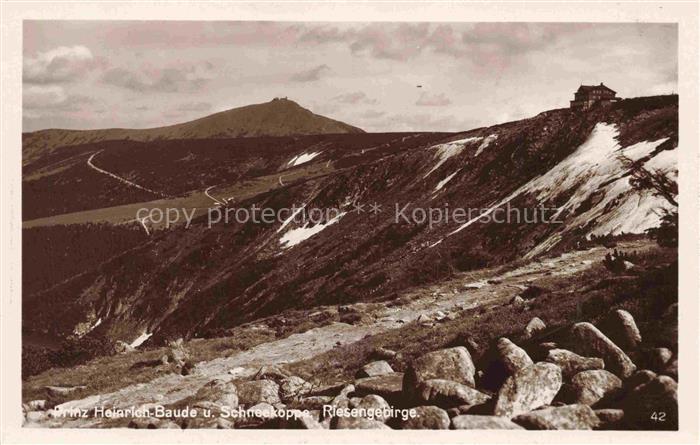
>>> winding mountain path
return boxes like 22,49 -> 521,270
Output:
87,151 -> 169,198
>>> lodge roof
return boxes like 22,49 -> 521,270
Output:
577,83 -> 617,94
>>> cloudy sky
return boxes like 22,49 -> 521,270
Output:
23,21 -> 677,133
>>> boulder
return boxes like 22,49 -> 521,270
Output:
451,415 -> 524,429
446,404 -> 478,417
25,411 -> 45,423
279,376 -> 312,402
624,369 -> 657,392
357,360 -> 394,378
253,364 -> 291,382
194,378 -> 239,408
355,373 -> 403,401
45,385 -> 87,398
493,362 -> 563,418
399,406 -> 450,429
648,348 -> 673,373
513,404 -> 600,430
166,339 -> 190,367
569,370 -> 622,405
27,400 -> 47,411
325,384 -> 355,417
355,394 -> 392,422
663,358 -> 678,381
522,317 -> 547,340
246,402 -> 277,421
605,310 -> 642,351
510,296 -> 525,307
594,408 -> 625,429
372,347 -> 397,360
331,416 -> 391,429
416,379 -> 491,408
403,347 -> 476,397
496,338 -> 533,375
545,349 -> 605,379
236,380 -> 280,406
570,322 -> 636,378
621,375 -> 678,429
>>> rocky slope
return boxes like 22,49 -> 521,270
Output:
22,241 -> 678,429
22,95 -> 677,347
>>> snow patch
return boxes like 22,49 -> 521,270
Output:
428,239 -> 443,248
277,204 -> 306,233
442,123 -> 675,257
130,331 -> 152,348
424,137 -> 482,177
434,170 -> 460,192
288,151 -> 322,167
280,212 -> 347,249
474,134 -> 498,157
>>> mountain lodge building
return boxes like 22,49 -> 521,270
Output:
570,83 -> 620,110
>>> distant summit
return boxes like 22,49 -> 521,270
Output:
22,98 -> 364,163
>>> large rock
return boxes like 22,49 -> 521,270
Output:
648,348 -> 673,373
594,408 -> 625,429
545,349 -> 605,379
493,362 -> 563,418
399,406 -> 450,429
194,378 -> 239,408
331,416 -> 391,429
513,404 -> 600,430
522,317 -> 547,340
403,347 -> 476,396
496,338 -> 534,375
236,380 -> 280,406
253,364 -> 291,382
357,361 -> 394,378
279,376 -> 312,402
355,373 -> 404,401
569,370 -> 622,405
624,370 -> 657,392
621,375 -> 678,429
570,322 -> 636,378
605,310 -> 642,351
416,379 -> 490,408
451,415 -> 524,429
354,394 -> 392,422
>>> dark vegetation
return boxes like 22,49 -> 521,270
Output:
22,133 -> 450,220
23,222 -> 146,295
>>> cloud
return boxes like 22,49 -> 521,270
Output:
416,92 -> 452,107
290,64 -> 330,82
373,112 -> 477,132
176,101 -> 212,112
23,85 -> 67,108
23,45 -> 96,83
101,62 -> 215,93
332,91 -> 377,105
359,110 -> 386,119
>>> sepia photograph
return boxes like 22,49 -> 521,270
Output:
2,1 -> 699,443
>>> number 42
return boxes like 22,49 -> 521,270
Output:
651,412 -> 666,422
